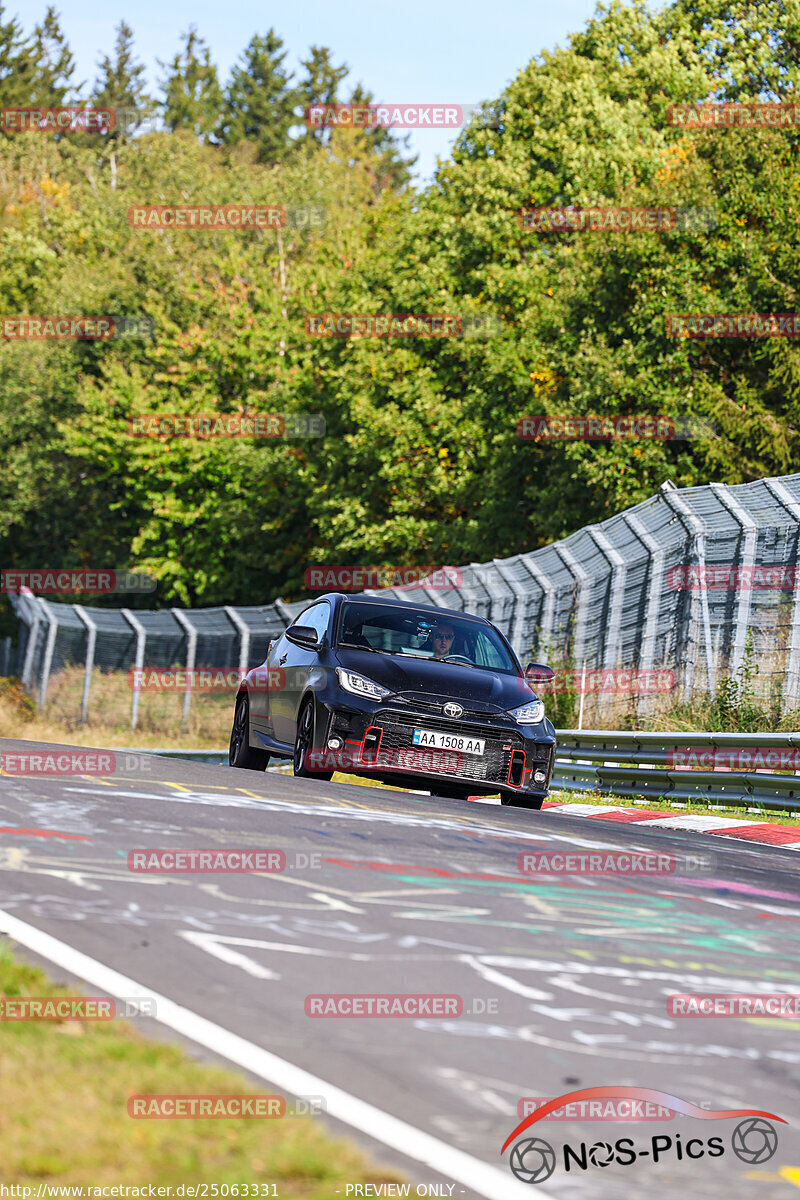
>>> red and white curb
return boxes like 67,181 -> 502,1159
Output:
542,800 -> 800,849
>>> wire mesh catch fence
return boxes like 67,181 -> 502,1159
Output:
5,474 -> 800,730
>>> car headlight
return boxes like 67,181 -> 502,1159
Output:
336,668 -> 390,701
508,700 -> 545,725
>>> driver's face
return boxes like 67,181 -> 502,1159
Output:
432,626 -> 455,657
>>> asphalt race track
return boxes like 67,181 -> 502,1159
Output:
2,738 -> 800,1199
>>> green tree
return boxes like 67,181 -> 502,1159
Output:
31,6 -> 78,105
297,45 -> 349,145
217,30 -> 297,162
0,4 -> 38,109
91,20 -> 149,139
346,82 -> 416,194
159,26 -> 222,139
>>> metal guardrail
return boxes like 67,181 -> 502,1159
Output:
119,748 -> 294,771
552,729 -> 800,812
119,748 -> 229,766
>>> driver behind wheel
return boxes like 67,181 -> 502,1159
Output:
422,621 -> 458,659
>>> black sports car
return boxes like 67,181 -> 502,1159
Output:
228,593 -> 557,808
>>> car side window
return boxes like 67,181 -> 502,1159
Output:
295,602 -> 330,641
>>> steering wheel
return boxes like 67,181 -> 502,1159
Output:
442,654 -> 472,664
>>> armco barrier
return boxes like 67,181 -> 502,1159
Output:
552,729 -> 800,813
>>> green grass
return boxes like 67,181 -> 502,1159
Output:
0,943 -> 403,1192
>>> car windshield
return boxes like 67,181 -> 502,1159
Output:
337,602 -> 519,673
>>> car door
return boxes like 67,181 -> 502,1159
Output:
248,632 -> 283,742
270,601 -> 331,746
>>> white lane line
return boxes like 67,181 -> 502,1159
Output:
0,909 -> 543,1200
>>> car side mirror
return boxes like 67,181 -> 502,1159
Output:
286,624 -> 321,649
525,662 -> 555,689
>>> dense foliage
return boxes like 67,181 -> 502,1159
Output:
1,1 -> 799,615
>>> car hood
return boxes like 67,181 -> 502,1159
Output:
335,647 -> 536,709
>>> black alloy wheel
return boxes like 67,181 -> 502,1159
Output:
293,698 -> 333,781
229,692 -> 269,770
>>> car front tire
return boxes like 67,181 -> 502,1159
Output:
229,692 -> 269,771
293,698 -> 334,781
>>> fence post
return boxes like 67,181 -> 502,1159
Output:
660,484 -> 715,699
554,544 -> 590,669
274,599 -> 295,625
20,593 -> 42,690
36,597 -> 58,708
172,608 -> 197,734
74,605 -> 97,724
764,477 -> 800,713
121,610 -> 146,730
520,557 -> 557,657
586,524 -> 627,668
225,606 -> 251,676
710,482 -> 757,677
624,512 -> 667,718
492,558 -> 553,662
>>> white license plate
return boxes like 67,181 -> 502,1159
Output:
412,728 -> 485,755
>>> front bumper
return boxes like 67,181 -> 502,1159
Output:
319,696 -> 556,796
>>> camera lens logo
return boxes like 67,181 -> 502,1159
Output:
731,1118 -> 778,1164
588,1141 -> 614,1167
509,1137 -> 556,1184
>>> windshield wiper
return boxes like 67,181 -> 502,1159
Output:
338,640 -> 377,651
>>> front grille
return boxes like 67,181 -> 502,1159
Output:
390,691 -> 507,720
373,708 -> 526,786
391,710 -> 523,744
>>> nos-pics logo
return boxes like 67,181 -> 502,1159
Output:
501,1087 -> 785,1184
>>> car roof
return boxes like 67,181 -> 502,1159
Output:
317,591 -> 491,626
